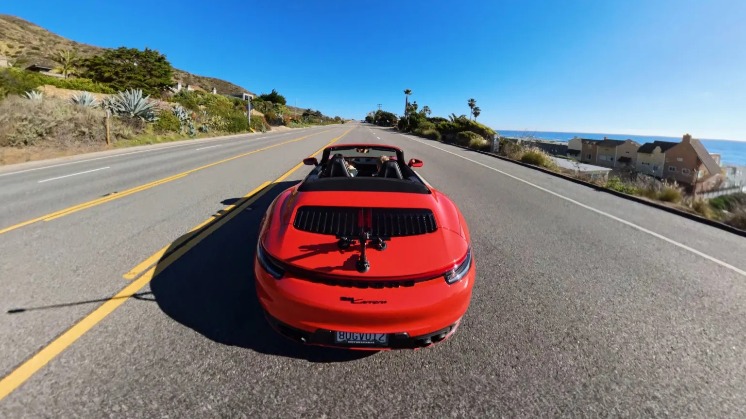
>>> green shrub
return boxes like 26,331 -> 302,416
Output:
52,77 -> 115,94
0,68 -> 114,94
436,115 -> 495,142
153,110 -> 181,133
250,115 -> 269,132
455,131 -> 483,147
413,127 -> 441,141
658,187 -> 682,203
520,147 -> 558,170
468,136 -> 490,151
222,113 -> 249,133
709,193 -> 746,212
605,177 -> 639,195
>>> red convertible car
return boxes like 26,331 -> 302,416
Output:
254,144 -> 475,349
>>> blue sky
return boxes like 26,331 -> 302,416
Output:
3,0 -> 745,141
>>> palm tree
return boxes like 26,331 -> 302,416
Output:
403,89 -> 412,115
472,106 -> 481,121
467,98 -> 476,120
421,105 -> 431,116
54,49 -> 79,79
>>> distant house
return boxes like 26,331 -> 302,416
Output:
579,139 -> 601,164
636,141 -> 678,178
567,137 -> 582,159
663,134 -> 723,192
25,64 -> 63,78
595,138 -> 640,168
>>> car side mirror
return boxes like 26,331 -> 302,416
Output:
303,157 -> 318,166
408,158 -> 423,168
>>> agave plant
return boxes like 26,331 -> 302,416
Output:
172,105 -> 191,123
24,90 -> 44,101
107,89 -> 157,122
70,91 -> 98,108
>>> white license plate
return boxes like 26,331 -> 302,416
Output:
334,332 -> 388,345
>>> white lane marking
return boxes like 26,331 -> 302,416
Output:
376,136 -> 381,140
195,144 -> 223,151
0,129 -> 303,178
404,135 -> 746,278
38,166 -> 111,183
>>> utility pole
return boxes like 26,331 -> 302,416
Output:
377,104 -> 382,111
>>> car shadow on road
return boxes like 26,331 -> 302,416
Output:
149,181 -> 373,363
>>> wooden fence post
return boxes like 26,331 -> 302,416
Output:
105,110 -> 111,145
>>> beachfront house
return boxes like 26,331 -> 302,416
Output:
636,141 -> 678,177
595,138 -> 640,168
580,139 -> 601,164
663,134 -> 723,192
567,137 -> 582,159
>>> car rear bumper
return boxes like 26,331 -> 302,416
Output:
254,260 -> 474,349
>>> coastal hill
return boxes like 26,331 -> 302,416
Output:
0,14 -> 254,95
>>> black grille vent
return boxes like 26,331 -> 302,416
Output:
370,208 -> 437,237
293,206 -> 358,236
293,206 -> 437,237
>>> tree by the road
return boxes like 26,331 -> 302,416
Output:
82,47 -> 174,95
258,89 -> 287,105
472,106 -> 481,121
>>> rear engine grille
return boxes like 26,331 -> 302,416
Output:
370,208 -> 437,237
293,206 -> 437,237
293,206 -> 358,236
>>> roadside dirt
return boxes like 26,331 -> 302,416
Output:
0,145 -> 108,166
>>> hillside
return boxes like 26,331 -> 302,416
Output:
0,14 -> 254,95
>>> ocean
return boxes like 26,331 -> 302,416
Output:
497,130 -> 746,166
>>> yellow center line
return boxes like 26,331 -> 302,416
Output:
0,130 -> 330,235
0,127 -> 352,401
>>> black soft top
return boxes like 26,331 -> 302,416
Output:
298,177 -> 431,194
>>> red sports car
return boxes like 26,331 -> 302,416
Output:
254,144 -> 475,350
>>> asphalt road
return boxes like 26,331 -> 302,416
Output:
1,123 -> 745,417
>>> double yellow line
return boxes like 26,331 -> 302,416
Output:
0,131 -> 326,235
0,127 -> 352,401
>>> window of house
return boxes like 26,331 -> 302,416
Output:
587,154 -> 591,159
668,166 -> 676,172
682,168 -> 690,175
653,165 -> 658,171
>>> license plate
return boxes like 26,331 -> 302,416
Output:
334,332 -> 388,346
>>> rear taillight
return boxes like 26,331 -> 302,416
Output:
444,248 -> 472,285
256,242 -> 285,279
